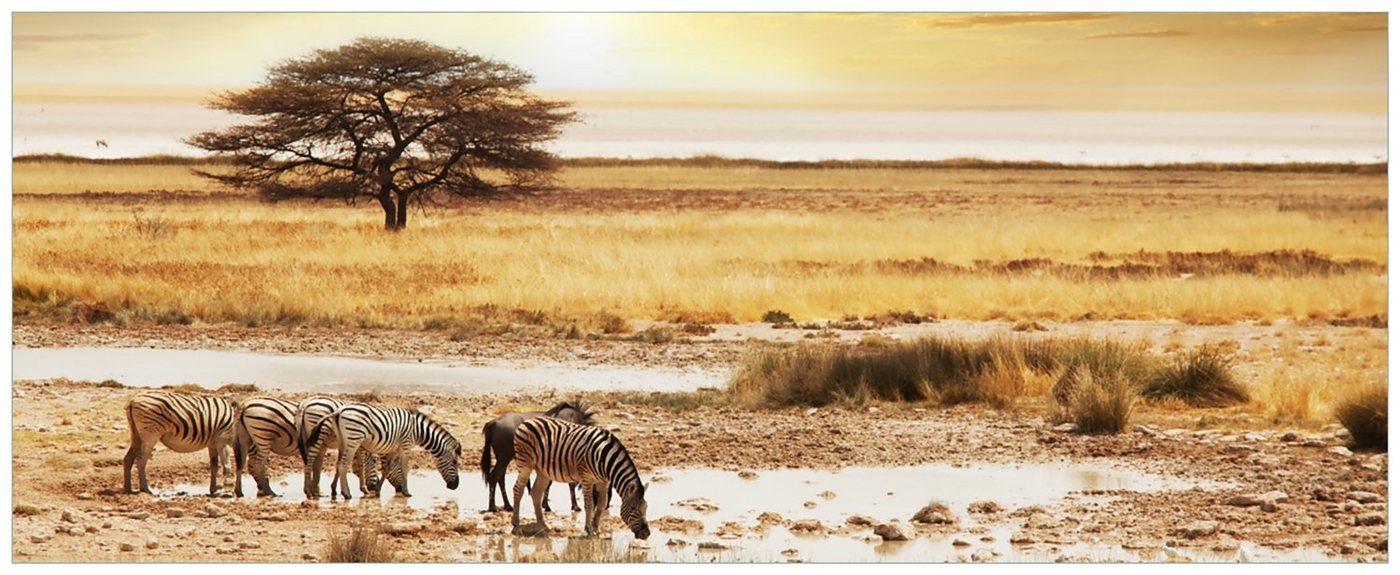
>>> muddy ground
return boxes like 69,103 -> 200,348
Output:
9,321 -> 1390,563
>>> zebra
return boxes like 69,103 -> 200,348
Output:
309,403 -> 461,500
122,390 -> 236,496
511,417 -> 650,539
293,396 -> 397,498
233,396 -> 387,498
480,400 -> 598,513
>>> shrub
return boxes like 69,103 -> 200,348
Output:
631,325 -> 675,344
1011,319 -> 1048,332
1055,366 -> 1136,434
761,309 -> 794,324
1051,339 -> 1156,406
1141,344 -> 1248,407
594,311 -> 629,334
1335,384 -> 1387,451
324,525 -> 397,563
14,503 -> 42,516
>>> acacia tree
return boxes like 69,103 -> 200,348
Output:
187,37 -> 577,230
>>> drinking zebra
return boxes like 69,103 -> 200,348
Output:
122,390 -> 236,495
234,396 -> 386,497
511,417 -> 650,539
293,396 -> 394,498
309,403 -> 462,500
480,400 -> 598,512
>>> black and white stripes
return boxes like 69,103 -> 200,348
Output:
123,390 -> 237,495
313,403 -> 462,500
511,417 -> 650,539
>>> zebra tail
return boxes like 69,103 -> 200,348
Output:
480,420 -> 495,485
303,416 -> 330,466
233,417 -> 247,479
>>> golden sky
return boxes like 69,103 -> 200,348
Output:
12,12 -> 1389,111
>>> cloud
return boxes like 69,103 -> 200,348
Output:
14,32 -> 147,49
924,13 -> 1117,29
1081,30 -> 1190,40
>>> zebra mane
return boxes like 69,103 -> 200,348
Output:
544,400 -> 597,426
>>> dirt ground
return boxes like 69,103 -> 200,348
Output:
9,321 -> 1390,563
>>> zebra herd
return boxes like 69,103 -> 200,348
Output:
120,390 -> 651,540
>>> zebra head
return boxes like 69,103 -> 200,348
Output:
437,433 -> 462,491
415,411 -> 462,490
619,482 -> 650,540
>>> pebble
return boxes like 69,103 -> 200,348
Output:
381,522 -> 425,535
166,508 -> 186,518
128,512 -> 149,521
967,500 -> 1004,514
61,509 -> 83,524
1010,532 -> 1036,545
737,470 -> 758,480
119,543 -> 135,552
300,553 -> 317,561
697,541 -> 728,550
239,542 -> 261,550
845,514 -> 875,527
818,490 -> 837,499
673,498 -> 718,512
803,501 -> 817,509
203,503 -> 227,519
1172,520 -> 1219,539
970,549 -> 998,562
1346,492 -> 1382,504
952,538 -> 972,547
1052,423 -> 1077,433
1327,446 -> 1354,457
665,538 -> 688,547
873,522 -> 915,541
29,535 -> 49,544
1354,513 -> 1386,527
145,539 -> 159,550
789,519 -> 824,534
257,512 -> 288,522
1303,440 -> 1327,448
1280,432 -> 1301,442
757,512 -> 785,525
911,502 -> 957,525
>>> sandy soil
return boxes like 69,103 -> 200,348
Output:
10,321 -> 1388,565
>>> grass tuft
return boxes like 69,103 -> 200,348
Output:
1335,383 -> 1387,451
1141,344 -> 1248,407
1055,367 -> 1137,434
324,525 -> 397,563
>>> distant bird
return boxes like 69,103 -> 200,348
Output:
96,139 -> 109,148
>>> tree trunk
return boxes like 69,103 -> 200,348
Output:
378,191 -> 399,231
395,191 -> 411,229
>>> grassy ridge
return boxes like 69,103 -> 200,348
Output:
13,152 -> 1388,174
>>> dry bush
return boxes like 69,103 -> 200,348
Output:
1335,384 -> 1387,451
323,525 -> 397,563
1055,367 -> 1137,434
1141,344 -> 1248,407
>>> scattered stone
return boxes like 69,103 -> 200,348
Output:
911,502 -> 957,525
1346,492 -> 1383,504
216,546 -> 238,555
1225,444 -> 1257,453
803,501 -> 817,509
1261,501 -> 1279,513
781,548 -> 800,557
29,535 -> 49,544
715,522 -> 745,539
665,538 -> 688,547
1172,520 -> 1219,539
845,514 -> 875,527
673,498 -> 718,512
970,549 -> 997,562
1010,532 -> 1036,545
757,512 -> 785,525
202,503 -> 226,518
1226,491 -> 1289,507
967,500 -> 1004,515
952,538 -> 973,547
1303,440 -> 1327,448
653,515 -> 704,534
381,522 -> 425,535
818,490 -> 836,499
803,408 -> 818,417
1052,423 -> 1077,433
874,522 -> 915,541
1281,432 -> 1301,442
300,553 -> 317,561
257,512 -> 288,522
127,511 -> 149,521
697,541 -> 728,550
1327,446 -> 1354,457
1354,513 -> 1386,527
145,539 -> 159,550
789,519 -> 824,534
1055,554 -> 1092,563
238,541 -> 262,550
119,543 -> 135,552
166,508 -> 187,518
737,470 -> 758,480
76,492 -> 94,501
61,509 -> 83,524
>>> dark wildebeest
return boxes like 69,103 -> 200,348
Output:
480,400 -> 597,512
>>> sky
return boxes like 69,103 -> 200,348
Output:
11,11 -> 1389,111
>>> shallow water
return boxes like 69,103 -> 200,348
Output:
12,347 -> 725,394
169,462 -> 1329,562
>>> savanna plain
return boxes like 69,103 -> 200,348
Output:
11,157 -> 1389,562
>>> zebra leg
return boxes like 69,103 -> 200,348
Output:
510,467 -> 532,533
391,452 -> 410,497
582,481 -> 595,536
570,481 -> 582,512
207,446 -> 222,496
305,447 -> 325,498
122,435 -> 142,494
542,479 -> 553,513
136,437 -> 157,495
333,441 -> 359,501
252,445 -> 277,497
529,476 -> 551,534
590,483 -> 609,534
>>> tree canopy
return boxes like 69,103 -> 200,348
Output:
187,37 -> 578,229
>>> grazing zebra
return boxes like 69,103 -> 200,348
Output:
234,396 -> 386,498
511,418 -> 650,539
309,403 -> 461,500
293,397 -> 394,498
480,400 -> 598,512
122,390 -> 236,495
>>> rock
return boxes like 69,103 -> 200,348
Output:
873,522 -> 915,541
697,541 -> 728,550
202,503 -> 226,518
145,539 -> 159,550
952,538 -> 973,547
967,500 -> 1004,515
1261,501 -> 1279,513
803,408 -> 818,417
1303,440 -> 1327,448
1354,513 -> 1386,527
789,519 -> 824,534
1010,532 -> 1036,545
1226,491 -> 1288,507
757,512 -> 785,525
803,501 -> 817,509
166,508 -> 187,518
845,514 -> 876,527
818,490 -> 836,499
29,535 -> 48,544
76,492 -> 94,501
1281,432 -> 1301,442
737,470 -> 758,480
128,512 -> 149,521
1327,446 -> 1354,457
653,515 -> 704,534
240,542 -> 262,550
1172,520 -> 1219,539
1052,423 -> 1077,433
1055,554 -> 1092,563
911,502 -> 957,525
257,512 -> 288,522
1133,424 -> 1158,436
119,543 -> 135,552
673,498 -> 718,512
650,474 -> 672,483
970,549 -> 997,562
382,522 -> 425,535
1346,492 -> 1383,504
301,553 -> 317,561
665,538 -> 688,547
715,522 -> 745,538
781,548 -> 800,557
61,509 -> 83,523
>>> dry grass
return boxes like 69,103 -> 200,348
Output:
323,525 -> 398,563
1054,367 -> 1138,434
13,165 -> 1387,329
1335,383 -> 1387,451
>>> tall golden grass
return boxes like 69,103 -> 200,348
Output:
11,162 -> 1387,328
